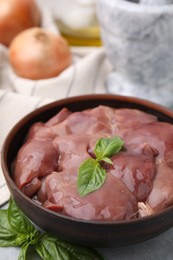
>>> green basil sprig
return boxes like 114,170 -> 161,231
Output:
35,233 -> 104,260
77,136 -> 124,197
0,198 -> 104,260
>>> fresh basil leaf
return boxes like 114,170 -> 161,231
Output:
8,198 -> 35,235
29,230 -> 40,245
77,158 -> 106,197
36,233 -> 70,260
0,199 -> 105,260
53,239 -> 105,260
101,157 -> 113,165
36,233 -> 105,260
77,137 -> 124,196
15,230 -> 40,247
94,137 -> 124,160
0,209 -> 18,247
18,242 -> 30,260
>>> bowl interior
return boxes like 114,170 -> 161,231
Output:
2,94 -> 173,247
5,94 -> 173,167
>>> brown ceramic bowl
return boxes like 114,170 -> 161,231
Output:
2,94 -> 173,248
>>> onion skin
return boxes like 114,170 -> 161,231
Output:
9,27 -> 72,80
0,0 -> 41,46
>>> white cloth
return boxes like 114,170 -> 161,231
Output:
0,7 -> 112,205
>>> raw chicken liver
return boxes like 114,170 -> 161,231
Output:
14,105 -> 173,220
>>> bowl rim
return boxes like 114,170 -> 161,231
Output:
2,93 -> 173,226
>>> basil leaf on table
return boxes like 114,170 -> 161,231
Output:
0,209 -> 18,247
0,198 -> 104,260
36,234 -> 71,260
8,198 -> 35,235
0,198 -> 40,259
77,158 -> 107,197
77,136 -> 124,197
18,243 -> 31,260
36,233 -> 105,260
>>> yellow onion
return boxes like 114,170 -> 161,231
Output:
9,27 -> 72,80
